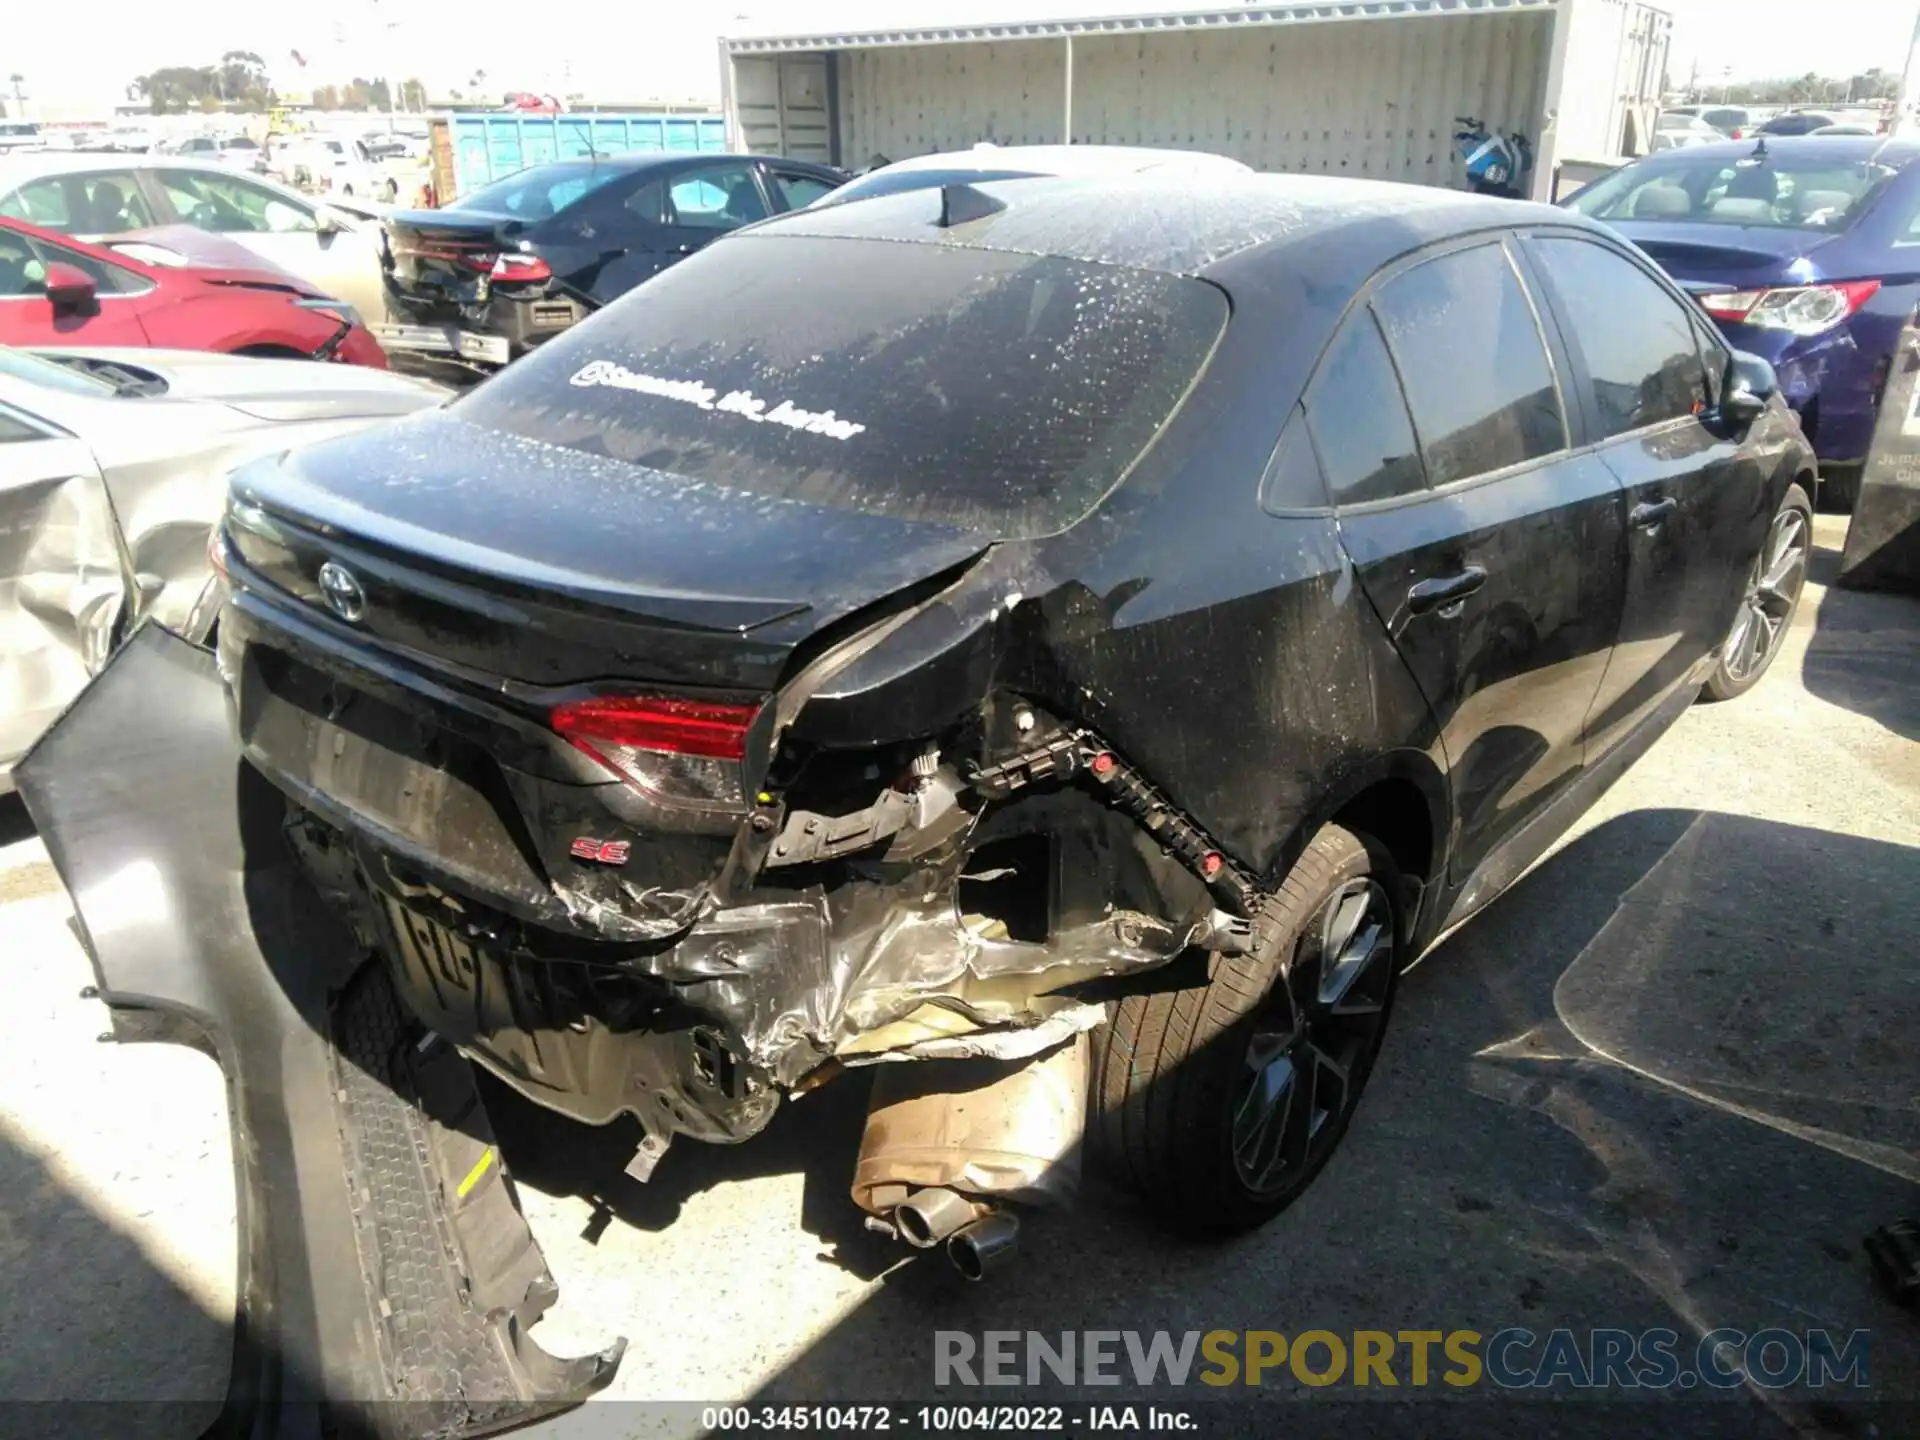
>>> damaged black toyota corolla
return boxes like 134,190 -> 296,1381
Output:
22,173 -> 1814,1424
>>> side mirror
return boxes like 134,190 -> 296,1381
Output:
1720,350 -> 1777,427
313,205 -> 344,235
43,262 -> 98,316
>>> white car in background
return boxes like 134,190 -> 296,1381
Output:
0,343 -> 443,783
0,154 -> 388,325
1650,111 -> 1725,151
270,136 -> 401,201
813,143 -> 1254,207
0,122 -> 43,155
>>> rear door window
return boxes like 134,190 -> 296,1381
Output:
1525,236 -> 1709,439
0,176 -> 77,228
456,233 -> 1227,538
158,171 -> 315,233
1372,242 -> 1566,486
666,164 -> 768,229
771,170 -> 839,210
1303,309 -> 1425,507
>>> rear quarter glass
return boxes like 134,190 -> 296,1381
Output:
453,233 -> 1229,538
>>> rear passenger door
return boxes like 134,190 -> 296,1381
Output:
1520,232 -> 1763,759
1315,237 -> 1629,892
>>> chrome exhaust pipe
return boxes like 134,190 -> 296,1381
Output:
893,1187 -> 981,1249
947,1211 -> 1021,1281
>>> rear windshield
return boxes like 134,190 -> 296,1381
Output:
457,233 -> 1227,537
448,162 -> 627,220
1566,152 -> 1899,231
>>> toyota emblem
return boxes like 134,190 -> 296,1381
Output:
317,561 -> 367,623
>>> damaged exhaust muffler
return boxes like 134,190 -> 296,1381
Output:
852,1033 -> 1086,1278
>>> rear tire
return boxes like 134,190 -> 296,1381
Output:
1701,481 -> 1813,703
1089,824 -> 1401,1236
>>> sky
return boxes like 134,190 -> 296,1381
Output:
6,0 -> 1916,109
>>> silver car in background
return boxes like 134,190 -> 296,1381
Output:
0,345 -> 443,784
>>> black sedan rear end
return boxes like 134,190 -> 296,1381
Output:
211,172 -> 1805,1262
375,152 -> 845,375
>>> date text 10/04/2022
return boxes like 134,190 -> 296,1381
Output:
702,1407 -> 1196,1431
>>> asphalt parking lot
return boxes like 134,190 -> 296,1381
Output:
0,514 -> 1915,1439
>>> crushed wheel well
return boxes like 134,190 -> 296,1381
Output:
1332,778 -> 1434,891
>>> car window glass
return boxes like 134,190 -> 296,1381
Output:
0,177 -> 75,228
458,234 -> 1228,538
1373,243 -> 1566,486
774,172 -> 837,209
1692,314 -> 1729,405
449,162 -> 629,220
667,165 -> 767,229
1528,237 -> 1707,438
1304,309 -> 1425,506
0,410 -> 43,443
1258,409 -> 1330,512
0,229 -> 45,296
1565,155 -> 1895,233
160,170 -> 315,234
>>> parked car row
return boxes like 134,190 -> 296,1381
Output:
4,130 -> 1910,515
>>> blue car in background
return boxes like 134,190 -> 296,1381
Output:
1566,136 -> 1919,508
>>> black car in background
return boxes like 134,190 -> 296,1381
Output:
374,151 -> 846,375
24,174 -> 1819,1410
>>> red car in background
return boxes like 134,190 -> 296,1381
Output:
0,216 -> 387,367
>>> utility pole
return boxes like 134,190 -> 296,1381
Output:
1899,5 -> 1920,136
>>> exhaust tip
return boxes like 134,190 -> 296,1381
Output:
893,1186 -> 977,1249
947,1211 -> 1020,1281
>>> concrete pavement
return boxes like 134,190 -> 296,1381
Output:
0,515 -> 1914,1437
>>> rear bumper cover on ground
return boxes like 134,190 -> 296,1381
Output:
16,625 -> 622,1438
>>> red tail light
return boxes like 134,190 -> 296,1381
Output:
551,695 -> 760,810
1698,280 -> 1879,336
490,252 -> 553,283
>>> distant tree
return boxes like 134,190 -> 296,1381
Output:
343,78 -> 374,111
139,65 -> 218,114
311,83 -> 341,111
217,50 -> 273,110
401,78 -> 427,110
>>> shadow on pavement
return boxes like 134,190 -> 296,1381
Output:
713,807 -> 1920,1438
0,1125 -> 226,1438
1803,531 -> 1920,743
482,1062 -> 893,1274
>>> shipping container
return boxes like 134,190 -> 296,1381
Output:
425,111 -> 729,202
721,0 -> 1671,201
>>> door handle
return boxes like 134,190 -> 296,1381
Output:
1631,496 -> 1678,529
1406,566 -> 1487,617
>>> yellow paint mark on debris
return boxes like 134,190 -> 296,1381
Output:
456,1147 -> 495,1199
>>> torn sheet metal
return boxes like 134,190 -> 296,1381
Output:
0,456 -> 130,780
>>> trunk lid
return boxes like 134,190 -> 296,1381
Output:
1606,220 -> 1830,286
225,410 -> 993,691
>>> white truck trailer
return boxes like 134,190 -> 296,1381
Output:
720,0 -> 1670,201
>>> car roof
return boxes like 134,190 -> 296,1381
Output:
748,171 -> 1573,278
474,152 -> 835,177
869,144 -> 1251,177
1614,135 -> 1918,168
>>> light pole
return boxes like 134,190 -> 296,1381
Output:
1899,6 -> 1920,136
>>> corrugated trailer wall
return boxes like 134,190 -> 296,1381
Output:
835,11 -> 1553,189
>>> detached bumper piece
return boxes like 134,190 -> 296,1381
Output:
16,625 -> 622,1439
